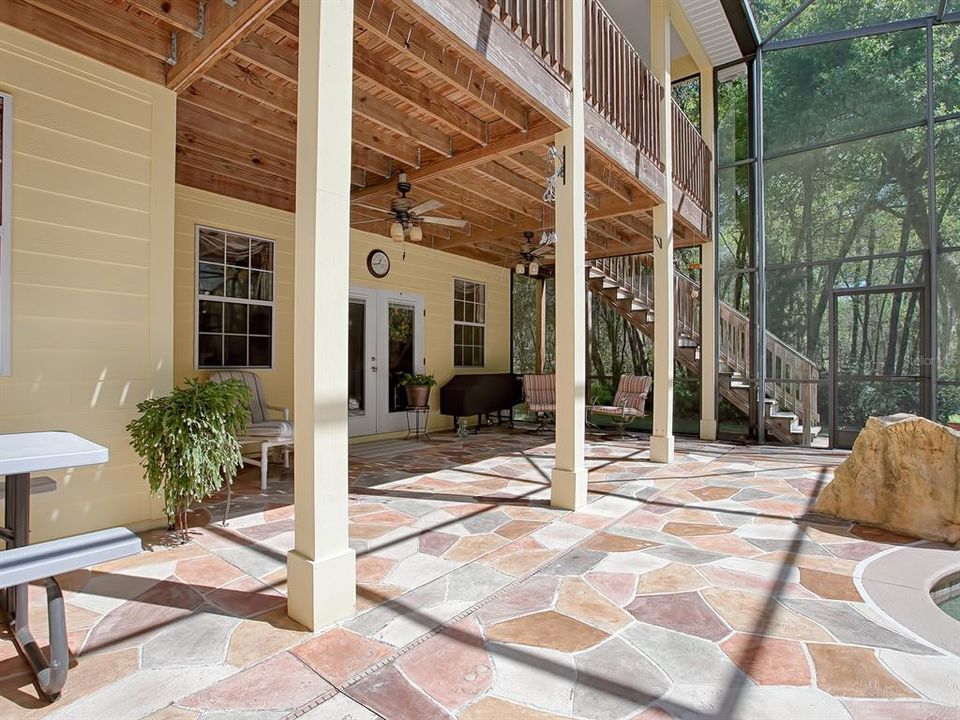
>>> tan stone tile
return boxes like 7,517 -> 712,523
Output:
582,533 -> 659,552
721,633 -> 811,686
445,534 -> 509,563
809,644 -> 918,698
555,577 -> 632,631
294,628 -> 394,686
175,555 -> 245,590
355,556 -> 396,584
702,588 -> 832,642
636,564 -> 706,595
226,608 -> 310,668
486,610 -> 609,652
798,568 -> 862,601
494,520 -> 545,539
663,522 -> 733,537
460,696 -> 569,719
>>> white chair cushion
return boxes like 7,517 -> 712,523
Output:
244,420 -> 294,441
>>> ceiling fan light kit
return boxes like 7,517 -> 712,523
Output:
390,221 -> 404,243
409,224 -> 423,242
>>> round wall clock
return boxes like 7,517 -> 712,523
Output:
367,249 -> 390,278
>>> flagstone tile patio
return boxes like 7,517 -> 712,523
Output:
1,430 -> 958,719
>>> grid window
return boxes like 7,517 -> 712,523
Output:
454,279 -> 485,367
196,226 -> 274,369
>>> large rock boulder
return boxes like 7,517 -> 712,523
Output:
813,414 -> 960,545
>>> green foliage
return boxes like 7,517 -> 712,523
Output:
127,378 -> 250,535
399,373 -> 437,387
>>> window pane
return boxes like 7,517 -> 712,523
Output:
717,64 -> 750,165
718,164 -> 752,272
935,25 -> 960,118
198,300 -> 223,333
225,335 -> 247,366
764,127 -> 929,266
224,303 -> 247,334
454,347 -> 463,366
250,240 -> 273,270
772,1 -> 935,42
249,336 -> 271,367
249,305 -> 272,336
763,30 -> 927,157
476,302 -> 485,324
937,120 -> 960,249
938,382 -> 960,423
250,270 -> 272,301
939,250 -> 960,381
225,267 -> 249,299
199,263 -> 225,296
198,334 -> 222,367
199,229 -> 225,263
225,235 -> 250,267
454,324 -> 463,344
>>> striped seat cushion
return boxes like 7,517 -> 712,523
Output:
612,374 -> 652,415
522,374 -> 556,412
209,370 -> 269,424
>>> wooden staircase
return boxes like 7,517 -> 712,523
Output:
587,255 -> 821,445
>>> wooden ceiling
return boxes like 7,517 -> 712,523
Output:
2,0 -> 704,267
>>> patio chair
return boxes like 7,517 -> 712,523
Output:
522,373 -> 556,432
209,370 -> 293,492
588,374 -> 652,437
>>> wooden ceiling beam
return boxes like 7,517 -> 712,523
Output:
502,148 -> 550,180
352,124 -> 420,167
233,31 -> 298,83
353,50 -> 487,145
204,61 -> 297,116
24,0 -> 171,60
351,120 -> 554,202
166,0 -> 288,93
585,153 -> 635,204
420,180 -> 517,226
263,2 -> 298,40
353,88 -> 452,157
0,0 -> 165,83
588,196 -> 657,221
352,146 -> 393,178
181,78 -> 297,141
126,0 -> 200,33
457,169 -> 544,220
354,0 -> 528,131
177,163 -> 295,211
177,143 -> 294,194
473,161 -> 549,207
176,126 -> 295,181
177,101 -> 296,163
433,217 -> 546,251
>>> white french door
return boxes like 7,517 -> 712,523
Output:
348,287 -> 425,437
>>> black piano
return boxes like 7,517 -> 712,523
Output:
440,373 -> 523,433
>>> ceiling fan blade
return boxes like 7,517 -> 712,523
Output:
409,199 -> 443,216
531,245 -> 554,257
353,202 -> 392,214
352,217 -> 391,225
420,216 -> 468,228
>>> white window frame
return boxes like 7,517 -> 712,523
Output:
194,224 -> 276,370
0,92 -> 12,376
453,277 -> 486,368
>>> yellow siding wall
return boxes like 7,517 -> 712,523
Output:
174,185 -> 512,435
0,24 -> 176,540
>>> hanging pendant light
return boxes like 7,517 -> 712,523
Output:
390,221 -> 404,243
515,263 -> 526,275
409,224 -> 423,242
529,260 -> 540,276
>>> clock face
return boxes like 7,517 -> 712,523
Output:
367,249 -> 390,278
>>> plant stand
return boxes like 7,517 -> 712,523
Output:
405,406 -> 431,441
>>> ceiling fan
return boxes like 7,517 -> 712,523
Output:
515,231 -> 555,276
352,173 -> 468,242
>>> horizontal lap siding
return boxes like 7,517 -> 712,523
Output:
174,186 -> 511,437
0,24 -> 176,540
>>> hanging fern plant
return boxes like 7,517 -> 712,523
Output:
127,378 -> 251,540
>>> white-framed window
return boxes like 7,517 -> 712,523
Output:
453,278 -> 485,368
195,225 -> 275,369
0,92 -> 12,376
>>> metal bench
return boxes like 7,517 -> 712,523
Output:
0,526 -> 141,701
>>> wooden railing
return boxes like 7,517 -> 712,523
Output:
479,1 -> 713,216
584,0 -> 663,169
589,255 -> 821,438
672,100 -> 711,213
483,1 -> 567,75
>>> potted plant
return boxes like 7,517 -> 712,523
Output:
127,378 -> 251,541
399,372 -> 437,408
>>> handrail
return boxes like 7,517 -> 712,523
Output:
589,255 -> 821,432
482,1 -> 567,76
584,0 -> 663,169
672,100 -> 712,213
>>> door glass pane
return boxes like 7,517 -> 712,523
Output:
388,302 -> 415,413
349,299 -> 366,416
835,290 -> 922,377
837,380 -> 921,434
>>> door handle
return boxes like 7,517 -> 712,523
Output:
372,366 -> 378,372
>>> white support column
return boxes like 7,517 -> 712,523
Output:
698,60 -> 718,441
551,0 -> 587,510
650,0 -> 675,463
287,0 -> 356,631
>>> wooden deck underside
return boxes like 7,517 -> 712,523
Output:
1,0 -> 711,268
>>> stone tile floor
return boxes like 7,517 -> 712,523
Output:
1,430 -> 958,719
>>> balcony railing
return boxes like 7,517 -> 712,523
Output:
479,0 -> 712,218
